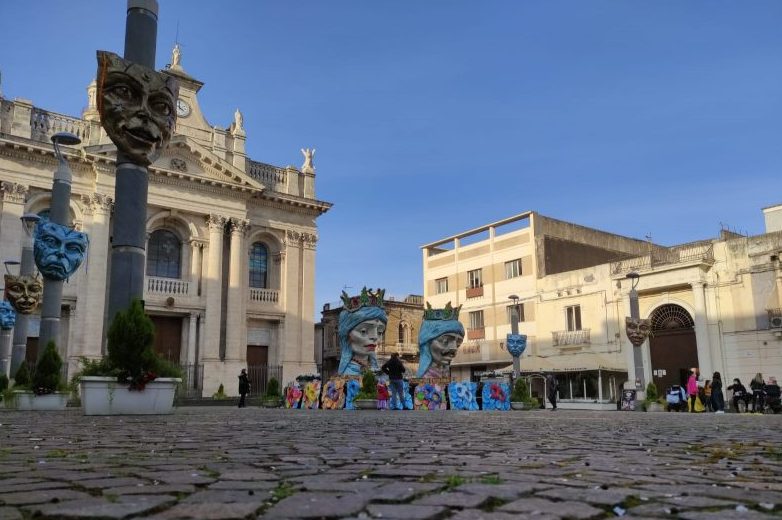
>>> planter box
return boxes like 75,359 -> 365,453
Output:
510,401 -> 528,411
354,399 -> 378,410
80,376 -> 181,415
261,398 -> 283,408
11,391 -> 68,411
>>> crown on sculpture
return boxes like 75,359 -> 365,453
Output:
340,287 -> 385,312
424,301 -> 461,321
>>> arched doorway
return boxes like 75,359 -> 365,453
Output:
649,304 -> 698,393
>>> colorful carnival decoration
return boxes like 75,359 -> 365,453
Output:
343,378 -> 361,410
33,221 -> 89,281
321,377 -> 347,410
302,380 -> 321,409
338,287 -> 387,376
413,381 -> 447,410
417,302 -> 464,378
448,381 -> 479,410
481,381 -> 511,411
284,382 -> 303,409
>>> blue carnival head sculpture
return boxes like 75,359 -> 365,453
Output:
0,301 -> 17,330
417,301 -> 465,378
506,333 -> 527,357
337,287 -> 387,376
33,221 -> 89,281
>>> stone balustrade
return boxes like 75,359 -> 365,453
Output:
249,287 -> 280,304
146,276 -> 191,296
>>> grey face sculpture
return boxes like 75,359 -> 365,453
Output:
4,274 -> 43,314
33,221 -> 89,281
97,50 -> 179,165
0,301 -> 16,330
625,317 -> 651,347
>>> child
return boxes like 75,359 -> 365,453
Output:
377,380 -> 390,410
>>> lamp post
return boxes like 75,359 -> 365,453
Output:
0,261 -> 20,377
626,272 -> 645,389
508,294 -> 522,379
38,132 -> 81,358
9,213 -> 40,374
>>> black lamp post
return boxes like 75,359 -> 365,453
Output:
626,272 -> 645,389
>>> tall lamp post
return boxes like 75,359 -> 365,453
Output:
1,261 -> 20,377
626,272 -> 645,389
10,213 -> 40,374
38,132 -> 81,358
506,294 -> 527,380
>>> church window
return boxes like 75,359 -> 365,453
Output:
249,242 -> 268,288
146,229 -> 182,278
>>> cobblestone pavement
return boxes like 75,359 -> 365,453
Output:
1,408 -> 782,519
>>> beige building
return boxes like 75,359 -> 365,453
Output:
0,47 -> 331,395
422,209 -> 782,407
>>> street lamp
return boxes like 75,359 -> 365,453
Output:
38,132 -> 81,360
506,294 -> 527,380
625,271 -> 645,390
9,213 -> 40,374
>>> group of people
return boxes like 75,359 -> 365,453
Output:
666,369 -> 781,413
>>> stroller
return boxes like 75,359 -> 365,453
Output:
666,385 -> 687,412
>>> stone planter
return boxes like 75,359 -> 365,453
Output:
354,398 -> 378,410
646,402 -> 666,413
80,376 -> 181,415
10,391 -> 68,411
510,401 -> 527,410
261,397 -> 283,408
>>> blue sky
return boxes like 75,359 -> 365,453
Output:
2,1 -> 781,315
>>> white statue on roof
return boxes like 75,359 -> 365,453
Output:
301,148 -> 315,173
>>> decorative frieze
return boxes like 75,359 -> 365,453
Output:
283,229 -> 318,249
1,182 -> 28,204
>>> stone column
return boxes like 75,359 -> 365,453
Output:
187,311 -> 198,365
189,239 -> 205,296
691,281 -> 713,377
225,218 -> 248,361
202,214 -> 226,361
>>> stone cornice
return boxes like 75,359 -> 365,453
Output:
259,191 -> 332,215
0,138 -> 93,177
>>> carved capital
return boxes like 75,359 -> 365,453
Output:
230,218 -> 250,236
189,238 -> 207,250
206,214 -> 227,231
82,193 -> 113,215
273,251 -> 286,264
302,232 -> 318,250
1,182 -> 28,204
285,229 -> 302,246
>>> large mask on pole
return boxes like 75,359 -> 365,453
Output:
33,221 -> 89,281
96,50 -> 179,166
506,333 -> 527,357
417,302 -> 464,378
337,287 -> 387,376
4,274 -> 43,314
625,317 -> 651,347
0,301 -> 17,330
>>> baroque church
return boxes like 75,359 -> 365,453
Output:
0,46 -> 332,396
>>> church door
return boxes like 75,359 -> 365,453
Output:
648,304 -> 698,393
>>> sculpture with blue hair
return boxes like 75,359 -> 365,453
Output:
337,287 -> 388,376
417,302 -> 465,378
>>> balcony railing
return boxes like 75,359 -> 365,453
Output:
146,276 -> 191,296
249,288 -> 280,304
552,329 -> 591,346
466,286 -> 484,298
610,244 -> 714,275
248,161 -> 287,192
378,342 -> 419,357
467,327 -> 485,340
31,108 -> 94,144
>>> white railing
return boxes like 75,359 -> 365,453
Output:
249,288 -> 279,304
146,276 -> 191,296
31,108 -> 93,144
552,329 -> 591,346
248,161 -> 287,192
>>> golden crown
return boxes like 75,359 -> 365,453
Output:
423,301 -> 461,321
340,287 -> 385,312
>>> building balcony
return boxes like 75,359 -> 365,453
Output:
143,276 -> 197,308
467,327 -> 485,340
552,329 -> 590,347
466,286 -> 484,299
378,342 -> 419,357
248,287 -> 281,313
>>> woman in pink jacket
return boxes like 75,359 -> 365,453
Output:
687,369 -> 699,413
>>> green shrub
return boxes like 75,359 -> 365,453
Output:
645,382 -> 658,402
511,378 -> 530,402
212,383 -> 227,399
265,377 -> 281,398
107,299 -> 156,386
32,341 -> 63,395
14,361 -> 31,388
356,370 -> 377,399
0,374 -> 8,392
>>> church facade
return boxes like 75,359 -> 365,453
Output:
0,47 -> 331,395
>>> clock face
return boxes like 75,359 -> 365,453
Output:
176,98 -> 191,117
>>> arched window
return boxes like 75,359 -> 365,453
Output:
249,242 -> 268,288
146,229 -> 181,278
398,323 -> 406,344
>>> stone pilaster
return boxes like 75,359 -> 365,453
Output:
0,182 -> 28,264
189,239 -> 206,296
225,218 -> 249,361
187,312 -> 199,365
203,214 -> 226,361
691,280 -> 713,377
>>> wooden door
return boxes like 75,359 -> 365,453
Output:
149,316 -> 182,363
649,328 -> 698,394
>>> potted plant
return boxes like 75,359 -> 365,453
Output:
353,370 -> 378,410
261,377 -> 283,408
510,378 -> 537,410
12,341 -> 69,410
644,382 -> 664,412
77,299 -> 182,415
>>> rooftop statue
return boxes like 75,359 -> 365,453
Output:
96,50 -> 179,166
301,148 -> 315,173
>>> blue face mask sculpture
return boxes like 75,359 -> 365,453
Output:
337,287 -> 387,376
506,334 -> 527,357
0,301 -> 17,330
34,221 -> 89,281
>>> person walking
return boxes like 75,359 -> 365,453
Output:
238,368 -> 250,408
546,373 -> 559,411
711,372 -> 725,413
686,368 -> 699,413
381,353 -> 406,410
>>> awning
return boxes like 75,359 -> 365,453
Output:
497,351 -> 626,374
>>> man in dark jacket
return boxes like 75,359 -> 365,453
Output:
381,353 -> 406,410
546,373 -> 558,411
238,369 -> 250,408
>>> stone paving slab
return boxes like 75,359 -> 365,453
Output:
1,407 -> 782,518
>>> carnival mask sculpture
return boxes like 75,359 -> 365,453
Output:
4,274 -> 43,314
33,221 -> 89,281
97,50 -> 179,165
625,317 -> 652,347
506,333 -> 528,357
0,301 -> 17,330
337,287 -> 387,376
417,302 -> 465,378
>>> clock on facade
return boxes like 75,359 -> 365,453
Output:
176,98 -> 191,117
